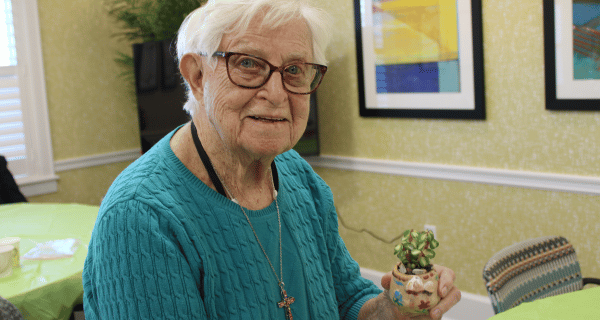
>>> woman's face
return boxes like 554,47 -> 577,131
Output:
200,17 -> 314,160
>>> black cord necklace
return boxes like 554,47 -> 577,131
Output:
189,121 -> 278,197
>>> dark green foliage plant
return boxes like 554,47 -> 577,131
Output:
394,229 -> 439,273
106,0 -> 206,43
104,0 -> 207,78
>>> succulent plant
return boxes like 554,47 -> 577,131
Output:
394,229 -> 439,273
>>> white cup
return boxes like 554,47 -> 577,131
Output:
0,237 -> 20,268
0,245 -> 14,278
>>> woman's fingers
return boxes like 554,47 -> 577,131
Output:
429,286 -> 461,319
433,264 -> 456,298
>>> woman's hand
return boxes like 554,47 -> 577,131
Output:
358,265 -> 461,320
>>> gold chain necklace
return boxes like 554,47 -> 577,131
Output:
215,169 -> 295,320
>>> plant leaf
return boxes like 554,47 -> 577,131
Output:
423,249 -> 436,259
426,231 -> 434,242
394,244 -> 402,253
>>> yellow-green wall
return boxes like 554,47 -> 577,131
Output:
316,0 -> 600,296
29,0 -> 140,205
30,0 -> 598,296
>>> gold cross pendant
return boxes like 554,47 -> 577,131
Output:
278,288 -> 295,320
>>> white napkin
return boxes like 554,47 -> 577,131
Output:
22,238 -> 80,260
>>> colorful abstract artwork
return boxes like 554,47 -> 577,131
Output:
544,0 -> 600,110
372,0 -> 460,93
572,1 -> 600,80
355,0 -> 485,119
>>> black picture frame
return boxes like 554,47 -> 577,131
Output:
544,0 -> 600,111
355,0 -> 485,119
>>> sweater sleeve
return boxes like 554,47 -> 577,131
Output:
83,200 -> 206,320
316,180 -> 382,319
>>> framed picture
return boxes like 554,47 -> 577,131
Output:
354,0 -> 485,119
544,0 -> 600,110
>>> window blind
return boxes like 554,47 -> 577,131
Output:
0,0 -> 56,196
0,0 -> 26,178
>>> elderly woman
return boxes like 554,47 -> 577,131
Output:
83,0 -> 460,319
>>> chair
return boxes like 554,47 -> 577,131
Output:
482,235 -> 600,314
0,155 -> 27,204
0,296 -> 24,320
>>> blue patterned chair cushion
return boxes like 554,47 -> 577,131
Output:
482,236 -> 583,314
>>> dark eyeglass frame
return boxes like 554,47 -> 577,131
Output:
202,51 -> 327,95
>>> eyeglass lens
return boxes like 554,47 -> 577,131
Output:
226,53 -> 323,94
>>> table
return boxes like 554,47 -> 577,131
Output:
488,286 -> 600,319
0,203 -> 99,320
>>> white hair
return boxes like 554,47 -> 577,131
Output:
176,0 -> 332,117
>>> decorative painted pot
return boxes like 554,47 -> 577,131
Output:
388,262 -> 440,315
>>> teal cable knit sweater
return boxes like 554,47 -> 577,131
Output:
82,128 -> 381,319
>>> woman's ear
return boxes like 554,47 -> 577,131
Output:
180,53 -> 204,97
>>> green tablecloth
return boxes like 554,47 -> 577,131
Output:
489,286 -> 600,319
0,203 -> 99,320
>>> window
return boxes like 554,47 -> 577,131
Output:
0,0 -> 56,196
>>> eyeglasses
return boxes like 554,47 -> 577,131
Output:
203,51 -> 327,95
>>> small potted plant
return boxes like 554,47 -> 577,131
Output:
389,229 -> 441,315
